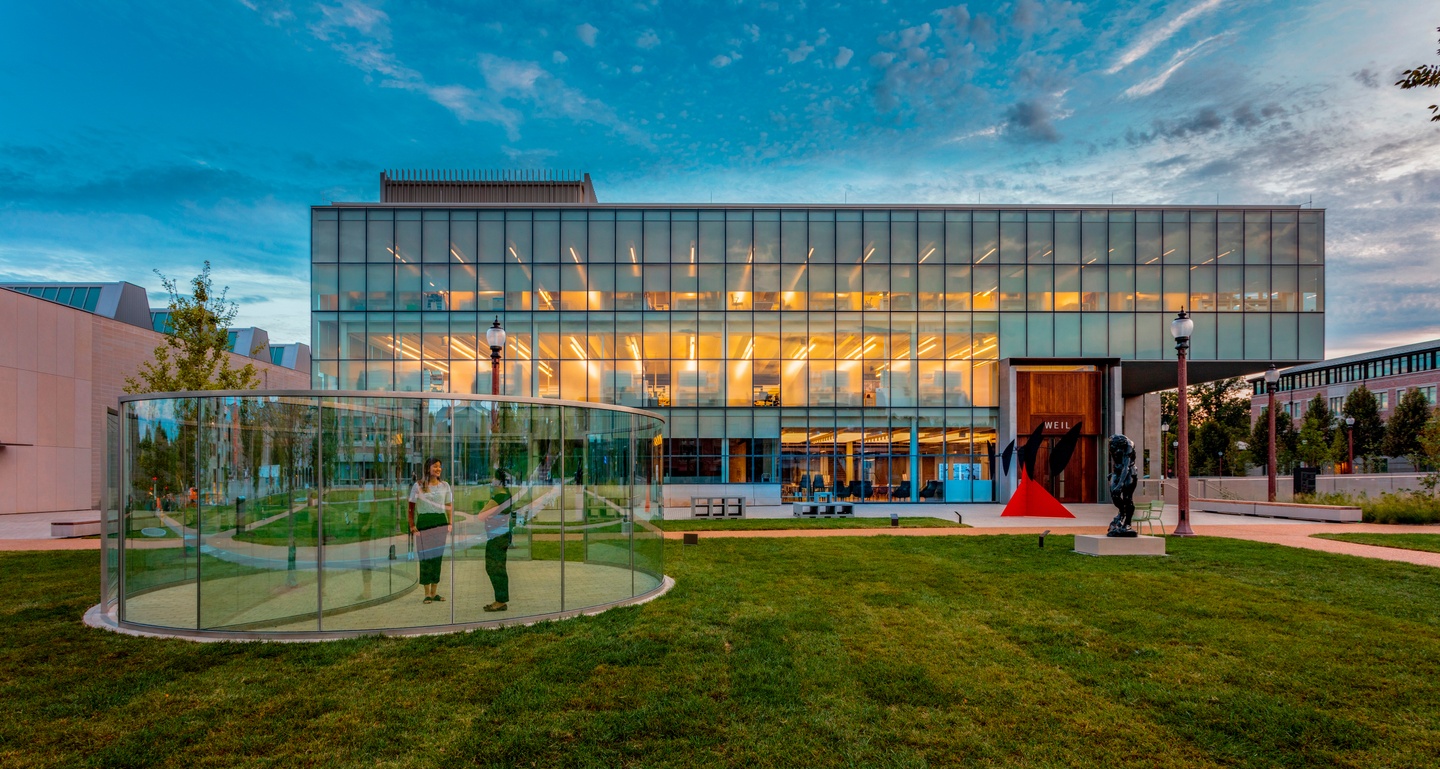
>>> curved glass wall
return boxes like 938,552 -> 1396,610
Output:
102,392 -> 665,638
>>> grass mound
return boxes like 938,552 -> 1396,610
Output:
1313,532 -> 1440,554
10,537 -> 1440,766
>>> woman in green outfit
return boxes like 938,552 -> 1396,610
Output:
408,457 -> 453,604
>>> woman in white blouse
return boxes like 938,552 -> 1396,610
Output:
407,457 -> 453,604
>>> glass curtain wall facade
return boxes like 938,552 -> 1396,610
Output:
311,206 -> 1324,502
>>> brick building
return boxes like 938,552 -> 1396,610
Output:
1250,338 -> 1440,423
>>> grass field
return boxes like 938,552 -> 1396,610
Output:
656,516 -> 966,531
1313,532 -> 1440,554
6,536 -> 1440,767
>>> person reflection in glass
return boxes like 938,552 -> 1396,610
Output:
408,457 -> 453,604
478,469 -> 513,612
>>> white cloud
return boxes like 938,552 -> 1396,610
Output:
309,0 -> 389,42
1122,34 -> 1225,99
711,54 -> 734,68
637,29 -> 659,49
784,41 -> 815,63
834,46 -> 853,68
576,22 -> 598,47
631,64 -> 643,73
552,50 -> 567,64
1107,0 -> 1226,74
744,23 -> 760,42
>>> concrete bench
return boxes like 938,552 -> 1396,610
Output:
692,496 -> 746,518
1193,498 -> 1362,523
51,519 -> 102,538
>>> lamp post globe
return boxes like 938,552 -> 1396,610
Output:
486,316 -> 506,394
1170,309 -> 1195,536
1264,365 -> 1279,502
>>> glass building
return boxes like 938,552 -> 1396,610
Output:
310,172 -> 1324,504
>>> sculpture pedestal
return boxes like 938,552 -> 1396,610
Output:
1074,534 -> 1166,556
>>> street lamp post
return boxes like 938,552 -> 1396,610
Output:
1170,310 -> 1195,536
1345,415 -> 1356,474
1160,423 -> 1169,479
486,317 -> 507,454
487,316 -> 507,396
1265,365 -> 1279,502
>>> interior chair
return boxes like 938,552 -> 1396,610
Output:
891,480 -> 911,499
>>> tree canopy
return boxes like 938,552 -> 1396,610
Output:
1384,388 -> 1434,461
1396,26 -> 1440,122
1340,385 -> 1385,470
124,262 -> 260,394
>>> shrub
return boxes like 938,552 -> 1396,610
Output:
1293,490 -> 1440,524
1361,492 -> 1440,525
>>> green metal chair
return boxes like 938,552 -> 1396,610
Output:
1132,498 -> 1166,536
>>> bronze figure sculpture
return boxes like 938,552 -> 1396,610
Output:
1107,434 -> 1139,537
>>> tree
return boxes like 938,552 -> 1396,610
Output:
1298,394 -> 1336,469
1340,385 -> 1384,471
1384,388 -> 1433,460
1396,26 -> 1440,122
1419,409 -> 1440,487
124,262 -> 260,393
1250,406 -> 1299,474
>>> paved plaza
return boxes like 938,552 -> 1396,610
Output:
7,503 -> 1440,569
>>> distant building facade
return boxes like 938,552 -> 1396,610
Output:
1251,338 -> 1440,422
0,283 -> 310,514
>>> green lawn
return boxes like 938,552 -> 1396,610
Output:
1313,532 -> 1440,554
656,516 -> 966,531
7,536 -> 1440,767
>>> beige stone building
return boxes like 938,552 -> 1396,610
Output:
0,285 -> 309,515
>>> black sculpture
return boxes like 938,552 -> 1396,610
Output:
1106,434 -> 1139,537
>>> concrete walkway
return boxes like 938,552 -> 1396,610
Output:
9,504 -> 1440,570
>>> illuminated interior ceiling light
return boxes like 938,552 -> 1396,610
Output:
690,246 -> 696,264
388,246 -> 407,263
977,247 -> 996,263
570,247 -> 581,263
864,247 -> 876,262
742,340 -> 754,359
807,247 -> 814,260
748,247 -> 754,264
1145,257 -> 1159,264
689,336 -> 696,360
1043,250 -> 1053,257
538,361 -> 554,375
450,247 -> 465,263
568,336 -> 587,359
918,340 -> 938,355
627,336 -> 641,360
920,247 -> 936,263
538,290 -> 554,308
630,246 -> 637,263
508,246 -> 521,262
1163,248 -> 1176,256
450,337 -> 478,358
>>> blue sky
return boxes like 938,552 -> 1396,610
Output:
1,0 -> 1437,357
